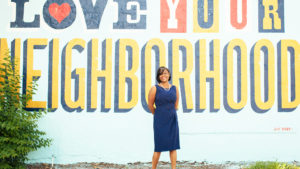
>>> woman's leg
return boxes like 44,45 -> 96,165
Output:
169,150 -> 177,169
152,152 -> 161,169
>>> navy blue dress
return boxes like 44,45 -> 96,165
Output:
153,85 -> 180,152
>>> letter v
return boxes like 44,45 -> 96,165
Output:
79,0 -> 108,29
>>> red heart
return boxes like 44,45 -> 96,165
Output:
48,3 -> 71,23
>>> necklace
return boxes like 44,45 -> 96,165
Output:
159,84 -> 171,91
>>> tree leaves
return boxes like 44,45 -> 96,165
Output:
0,52 -> 52,168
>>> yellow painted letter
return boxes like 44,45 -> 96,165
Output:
226,39 -> 247,110
199,39 -> 220,110
171,39 -> 193,110
280,40 -> 300,109
26,39 -> 48,109
253,39 -> 275,110
117,39 -> 139,109
90,39 -> 112,110
64,39 -> 86,110
262,0 -> 282,30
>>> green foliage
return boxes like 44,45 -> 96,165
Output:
246,161 -> 300,169
0,53 -> 52,169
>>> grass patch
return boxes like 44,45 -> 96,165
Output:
246,161 -> 300,169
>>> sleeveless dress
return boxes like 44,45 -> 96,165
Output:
153,85 -> 180,152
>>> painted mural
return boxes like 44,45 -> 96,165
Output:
0,0 -> 299,164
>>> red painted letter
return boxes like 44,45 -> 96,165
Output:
230,0 -> 247,29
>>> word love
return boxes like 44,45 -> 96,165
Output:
10,0 -> 284,32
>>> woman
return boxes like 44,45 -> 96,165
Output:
148,66 -> 180,169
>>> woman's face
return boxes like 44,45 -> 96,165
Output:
159,70 -> 170,83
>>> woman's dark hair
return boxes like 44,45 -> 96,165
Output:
156,66 -> 171,83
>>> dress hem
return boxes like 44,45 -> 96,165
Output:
154,147 -> 180,152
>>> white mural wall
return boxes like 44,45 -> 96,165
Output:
0,0 -> 299,164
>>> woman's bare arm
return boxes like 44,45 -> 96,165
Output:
148,86 -> 156,114
175,86 -> 179,110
